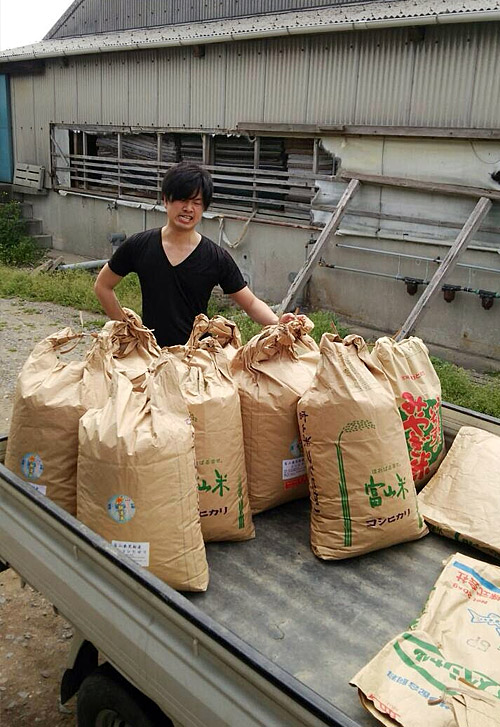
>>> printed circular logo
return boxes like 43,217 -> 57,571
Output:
107,495 -> 136,523
20,453 -> 44,480
289,438 -> 303,458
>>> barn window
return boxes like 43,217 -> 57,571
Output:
50,126 -> 335,222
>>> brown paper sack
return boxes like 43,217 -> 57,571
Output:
5,309 -> 160,515
167,314 -> 254,542
77,357 -> 209,591
5,328 -> 110,515
372,336 -> 445,488
203,314 -> 242,361
418,426 -> 500,558
351,553 -> 500,726
298,334 -> 427,560
231,317 -> 319,514
102,306 -> 161,377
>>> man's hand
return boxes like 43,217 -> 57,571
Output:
279,312 -> 306,325
230,288 -> 309,327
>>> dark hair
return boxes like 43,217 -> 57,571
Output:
161,162 -> 213,209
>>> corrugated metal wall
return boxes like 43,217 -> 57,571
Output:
47,0 -> 384,39
12,21 -> 500,168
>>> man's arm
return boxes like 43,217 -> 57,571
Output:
229,287 -> 294,326
94,263 -> 127,320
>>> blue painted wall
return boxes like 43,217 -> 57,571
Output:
0,75 -> 13,183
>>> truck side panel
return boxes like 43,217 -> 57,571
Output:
0,455 -> 356,727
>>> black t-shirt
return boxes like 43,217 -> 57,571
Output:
108,228 -> 246,346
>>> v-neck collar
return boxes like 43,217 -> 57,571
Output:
158,228 -> 204,268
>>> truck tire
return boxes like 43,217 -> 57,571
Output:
77,663 -> 172,727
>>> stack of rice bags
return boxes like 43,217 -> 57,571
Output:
231,316 -> 320,514
77,312 -> 248,590
5,308 -> 160,515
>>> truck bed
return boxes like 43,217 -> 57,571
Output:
1,402 -> 499,727
197,499 -> 471,725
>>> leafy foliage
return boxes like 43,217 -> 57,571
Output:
0,198 -> 44,266
0,266 -> 141,313
431,356 -> 500,418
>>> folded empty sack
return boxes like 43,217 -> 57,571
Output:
418,426 -> 500,558
351,552 -> 500,726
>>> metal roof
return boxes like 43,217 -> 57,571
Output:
43,0 -> 397,40
2,0 -> 500,62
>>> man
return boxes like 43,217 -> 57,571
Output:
95,162 -> 290,346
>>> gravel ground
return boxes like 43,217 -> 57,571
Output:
0,297 -> 106,727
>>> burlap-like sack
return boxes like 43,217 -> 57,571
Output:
5,309 -> 160,515
77,357 -> 208,591
231,317 -> 319,514
167,314 -> 254,542
351,553 -> 500,726
5,329 -> 110,514
298,334 -> 427,560
418,426 -> 500,558
372,336 -> 445,487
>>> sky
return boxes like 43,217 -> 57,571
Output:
0,0 -> 72,51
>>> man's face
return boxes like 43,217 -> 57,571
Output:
163,191 -> 204,232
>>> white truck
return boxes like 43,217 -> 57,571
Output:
1,402 -> 499,727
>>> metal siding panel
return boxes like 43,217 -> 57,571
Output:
157,47 -> 191,128
304,32 -> 359,125
75,56 -> 102,124
53,59 -> 78,124
53,8 -> 78,39
263,36 -> 311,124
32,64 -> 55,168
67,0 -> 101,35
9,79 -> 18,164
190,44 -> 226,129
109,0 -> 126,32
470,22 -> 500,127
109,0 -> 159,32
143,0 -> 171,27
162,0 -> 177,26
100,0 -> 120,33
128,51 -> 158,127
101,52 -> 129,126
354,28 -> 415,125
410,24 -> 478,127
225,40 -> 266,127
125,2 -> 148,31
11,76 -> 36,162
33,18 -> 500,133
